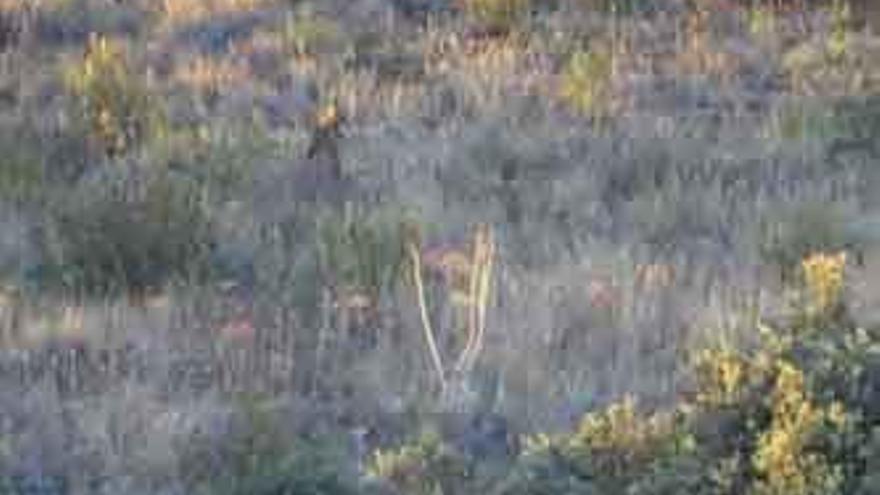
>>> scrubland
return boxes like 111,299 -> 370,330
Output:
0,0 -> 878,493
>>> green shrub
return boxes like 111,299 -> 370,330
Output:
749,362 -> 843,495
0,123 -> 91,204
854,427 -> 880,495
689,312 -> 877,495
315,206 -> 410,308
558,48 -> 613,118
499,398 -> 697,495
183,394 -> 359,495
498,288 -> 878,495
461,0 -> 530,35
0,136 -> 44,204
280,8 -> 344,59
366,431 -> 473,495
36,167 -> 214,294
63,34 -> 166,158
495,444 -> 602,495
563,397 -> 691,483
211,437 -> 358,495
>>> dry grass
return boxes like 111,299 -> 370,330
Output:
154,0 -> 273,26
171,55 -> 252,92
0,0 -> 878,492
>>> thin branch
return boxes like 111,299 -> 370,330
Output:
455,224 -> 484,374
408,241 -> 446,390
461,224 -> 494,375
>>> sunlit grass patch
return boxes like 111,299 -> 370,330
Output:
171,54 -> 252,94
421,30 -> 535,112
153,0 -> 271,27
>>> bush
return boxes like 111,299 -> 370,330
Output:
366,431 -> 474,495
741,359 -> 843,495
495,444 -> 603,495
501,398 -> 696,494
759,203 -> 854,284
63,34 -> 166,158
558,48 -> 614,119
280,8 -> 343,60
494,255 -> 879,494
0,121 -> 94,205
0,135 -> 45,204
211,437 -> 359,495
35,166 -> 215,294
687,265 -> 878,494
316,206 -> 411,310
182,395 -> 360,495
460,0 -> 530,35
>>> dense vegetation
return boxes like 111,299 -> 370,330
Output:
0,0 -> 878,493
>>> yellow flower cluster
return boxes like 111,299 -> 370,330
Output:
571,397 -> 678,465
365,431 -> 464,495
752,362 -> 841,495
801,251 -> 847,316
694,348 -> 747,407
367,437 -> 429,482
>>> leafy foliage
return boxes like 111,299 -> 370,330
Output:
485,253 -> 878,495
36,168 -> 215,294
367,431 -> 473,495
460,0 -> 530,34
185,395 -> 360,495
63,34 -> 165,158
558,48 -> 613,118
316,206 -> 410,308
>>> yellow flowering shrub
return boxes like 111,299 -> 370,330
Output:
366,431 -> 470,495
751,362 -> 842,495
800,251 -> 846,317
565,396 -> 689,482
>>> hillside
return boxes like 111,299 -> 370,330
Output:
0,1 -> 878,493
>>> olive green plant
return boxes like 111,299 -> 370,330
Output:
38,168 -> 214,295
188,393 -> 359,495
559,48 -> 614,119
366,431 -> 472,495
315,205 -> 410,313
460,0 -> 530,35
280,7 -> 343,60
63,34 -> 166,158
506,397 -> 698,495
0,136 -> 44,204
